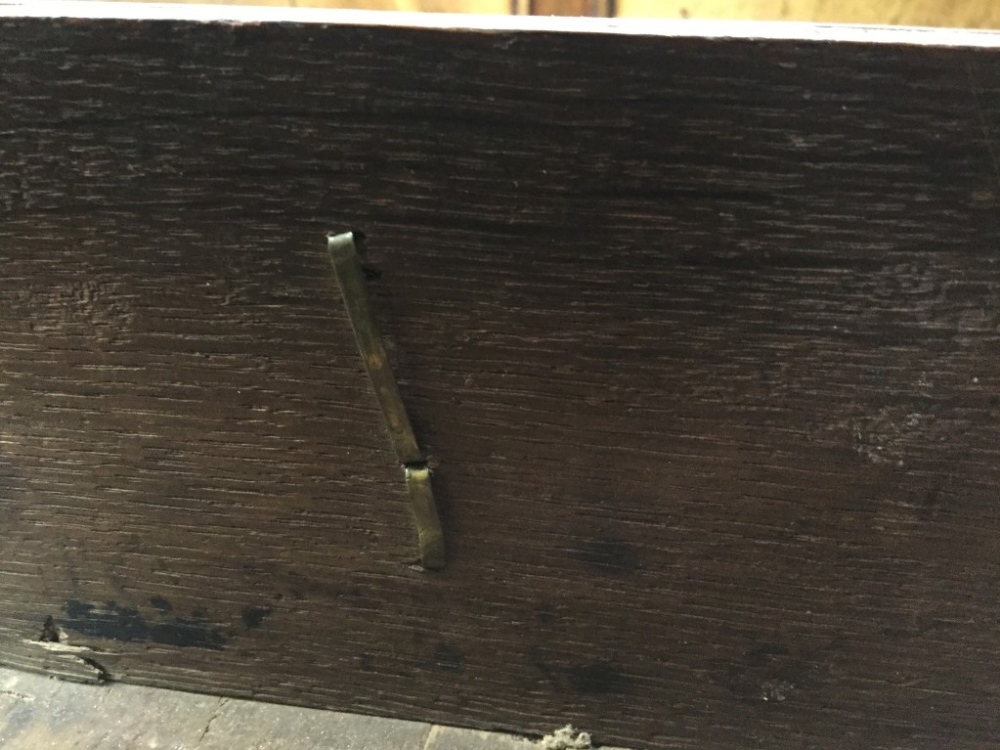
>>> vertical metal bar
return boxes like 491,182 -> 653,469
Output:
328,233 -> 422,465
328,232 -> 445,571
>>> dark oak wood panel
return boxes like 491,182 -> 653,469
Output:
1,10 -> 1000,749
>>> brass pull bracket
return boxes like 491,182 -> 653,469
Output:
328,232 -> 445,570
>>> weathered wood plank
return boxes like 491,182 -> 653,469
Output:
1,7 -> 999,749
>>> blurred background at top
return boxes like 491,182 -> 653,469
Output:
76,0 -> 1000,28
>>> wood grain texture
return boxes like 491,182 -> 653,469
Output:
60,0 -> 512,14
55,0 -> 1000,28
1,12 -> 1000,750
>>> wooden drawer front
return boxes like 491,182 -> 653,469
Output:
1,9 -> 999,749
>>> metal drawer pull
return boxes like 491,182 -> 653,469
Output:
328,232 -> 445,570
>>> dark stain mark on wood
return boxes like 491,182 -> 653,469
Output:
241,606 -> 273,630
63,601 -> 227,651
38,616 -> 62,643
149,597 -> 173,615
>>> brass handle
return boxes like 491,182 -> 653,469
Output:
328,232 -> 445,571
